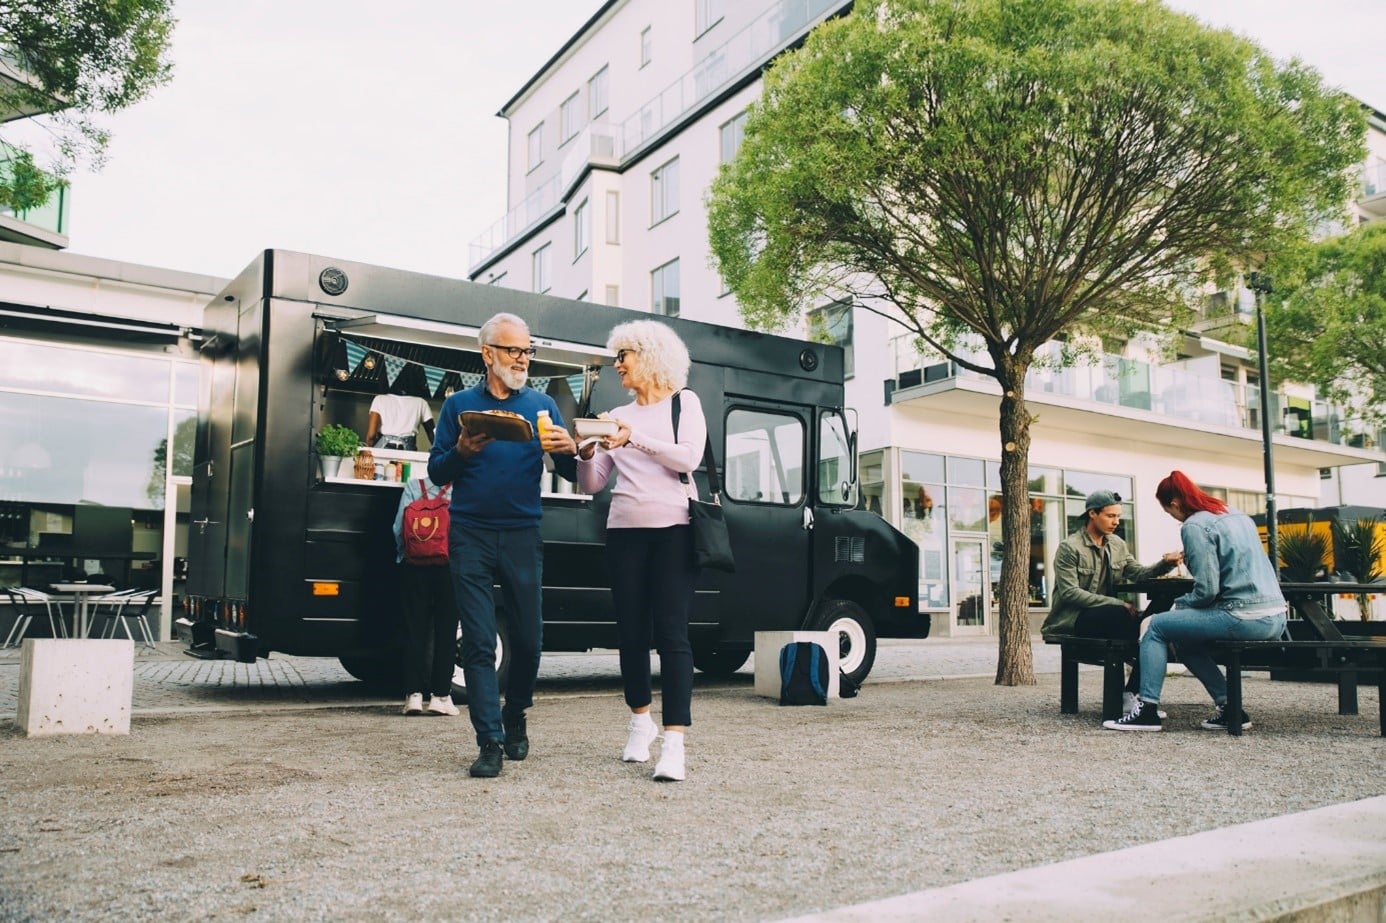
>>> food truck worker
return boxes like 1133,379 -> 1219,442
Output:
428,311 -> 577,779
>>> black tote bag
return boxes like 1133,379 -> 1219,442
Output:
673,392 -> 736,573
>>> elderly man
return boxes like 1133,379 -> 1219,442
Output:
1042,489 -> 1182,712
429,312 -> 578,778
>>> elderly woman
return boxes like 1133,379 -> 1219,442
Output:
576,319 -> 704,782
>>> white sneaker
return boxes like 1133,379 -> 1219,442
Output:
426,693 -> 459,717
402,692 -> 423,716
653,732 -> 685,782
1123,691 -> 1167,719
622,713 -> 660,763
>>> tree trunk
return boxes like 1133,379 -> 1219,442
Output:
995,376 -> 1036,686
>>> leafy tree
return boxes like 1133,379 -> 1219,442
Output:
0,0 -> 175,210
1263,222 -> 1386,434
707,0 -> 1365,684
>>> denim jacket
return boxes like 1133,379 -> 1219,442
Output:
1175,510 -> 1285,610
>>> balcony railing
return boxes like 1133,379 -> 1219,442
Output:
467,0 -> 849,272
891,336 -> 1377,450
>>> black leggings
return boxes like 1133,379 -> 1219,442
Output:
606,526 -> 698,727
399,563 -> 458,697
1073,604 -> 1145,693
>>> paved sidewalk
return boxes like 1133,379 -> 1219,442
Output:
0,636 -> 1061,717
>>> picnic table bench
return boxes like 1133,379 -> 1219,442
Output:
1050,579 -> 1386,737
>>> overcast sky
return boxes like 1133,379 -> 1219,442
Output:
54,0 -> 1386,282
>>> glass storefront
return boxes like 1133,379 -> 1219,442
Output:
0,335 -> 197,637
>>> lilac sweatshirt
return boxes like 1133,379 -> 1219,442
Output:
576,390 -> 706,529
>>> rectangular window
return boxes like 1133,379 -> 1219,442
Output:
605,284 -> 620,306
640,27 -> 652,67
605,190 -> 620,244
719,110 -> 748,164
588,66 -> 609,119
726,407 -> 804,504
651,258 -> 680,317
527,123 -> 544,172
559,92 -> 580,144
650,157 -> 679,225
573,198 -> 589,258
695,0 -> 725,37
532,243 -> 551,294
809,300 -> 854,378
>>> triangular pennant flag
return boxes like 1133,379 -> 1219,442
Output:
424,365 -> 445,397
383,354 -> 406,386
459,372 -> 484,389
530,377 -> 550,392
343,339 -> 368,374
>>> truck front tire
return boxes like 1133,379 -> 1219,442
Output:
692,644 -> 749,677
807,598 -> 877,687
450,619 -> 510,701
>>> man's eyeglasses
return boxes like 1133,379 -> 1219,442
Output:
615,349 -> 638,364
488,344 -> 537,360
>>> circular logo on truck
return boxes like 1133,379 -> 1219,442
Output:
319,267 -> 349,296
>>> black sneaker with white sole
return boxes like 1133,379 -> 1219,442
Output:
1200,703 -> 1252,731
1102,698 -> 1163,731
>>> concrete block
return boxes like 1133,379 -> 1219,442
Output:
754,630 -> 839,700
16,638 -> 134,736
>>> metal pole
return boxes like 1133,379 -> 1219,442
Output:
1250,272 -> 1278,569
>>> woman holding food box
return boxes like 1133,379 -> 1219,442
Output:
576,319 -> 704,782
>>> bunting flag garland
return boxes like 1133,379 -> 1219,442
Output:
338,334 -> 554,397
383,354 -> 406,387
423,365 -> 446,397
343,339 -> 368,375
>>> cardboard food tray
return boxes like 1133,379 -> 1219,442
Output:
459,410 -> 534,442
573,418 -> 620,438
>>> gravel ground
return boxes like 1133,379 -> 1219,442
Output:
1,668 -> 1382,922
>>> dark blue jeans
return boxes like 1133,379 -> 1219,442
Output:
606,526 -> 697,727
448,526 -> 543,746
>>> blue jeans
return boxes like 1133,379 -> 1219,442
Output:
1138,606 -> 1286,705
448,526 -> 543,746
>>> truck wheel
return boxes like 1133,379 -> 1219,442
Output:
450,618 -> 510,701
692,645 -> 749,677
807,598 -> 876,687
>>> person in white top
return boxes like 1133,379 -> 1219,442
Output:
576,319 -> 704,782
367,388 -> 436,450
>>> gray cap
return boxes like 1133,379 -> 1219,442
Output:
1084,489 -> 1122,512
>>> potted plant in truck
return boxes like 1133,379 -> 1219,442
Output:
315,424 -> 360,479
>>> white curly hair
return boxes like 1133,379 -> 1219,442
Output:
607,319 -> 690,392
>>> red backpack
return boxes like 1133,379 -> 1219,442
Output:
402,480 -> 451,565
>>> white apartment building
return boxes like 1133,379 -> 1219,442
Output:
469,0 -> 1386,635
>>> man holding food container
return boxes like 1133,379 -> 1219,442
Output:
429,312 -> 578,779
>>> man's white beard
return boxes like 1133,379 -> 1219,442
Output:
494,364 -> 528,392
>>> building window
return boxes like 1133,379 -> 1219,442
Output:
605,284 -> 620,306
559,92 -> 580,144
527,123 -> 544,172
532,243 -> 551,294
605,190 -> 620,244
651,259 -> 680,317
573,199 -> 589,258
651,157 -> 679,225
719,110 -> 748,164
487,271 -> 507,287
588,66 -> 609,119
809,300 -> 854,378
695,0 -> 725,37
639,27 -> 652,67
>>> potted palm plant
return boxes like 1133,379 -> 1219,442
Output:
1331,516 -> 1384,620
315,424 -> 360,479
1277,518 -> 1329,583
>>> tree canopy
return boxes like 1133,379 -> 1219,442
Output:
1,0 -> 175,211
707,0 -> 1366,683
1264,221 -> 1386,434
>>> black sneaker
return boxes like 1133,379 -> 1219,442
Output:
469,740 -> 503,778
1201,703 -> 1252,731
1102,698 -> 1163,732
502,712 -> 529,761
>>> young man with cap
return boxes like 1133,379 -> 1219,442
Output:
1042,489 -> 1183,713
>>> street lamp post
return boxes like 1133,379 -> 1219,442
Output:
1249,271 -> 1278,570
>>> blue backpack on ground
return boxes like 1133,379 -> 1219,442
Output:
779,641 -> 829,706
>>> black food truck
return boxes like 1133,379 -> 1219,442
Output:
178,250 -> 927,691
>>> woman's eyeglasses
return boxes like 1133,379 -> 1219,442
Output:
615,349 -> 638,363
488,344 -> 537,360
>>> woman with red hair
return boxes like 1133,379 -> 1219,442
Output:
1104,471 -> 1286,732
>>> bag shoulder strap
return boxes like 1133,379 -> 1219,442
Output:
672,390 -> 721,498
417,478 -> 431,500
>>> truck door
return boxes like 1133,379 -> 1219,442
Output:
720,402 -> 814,633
